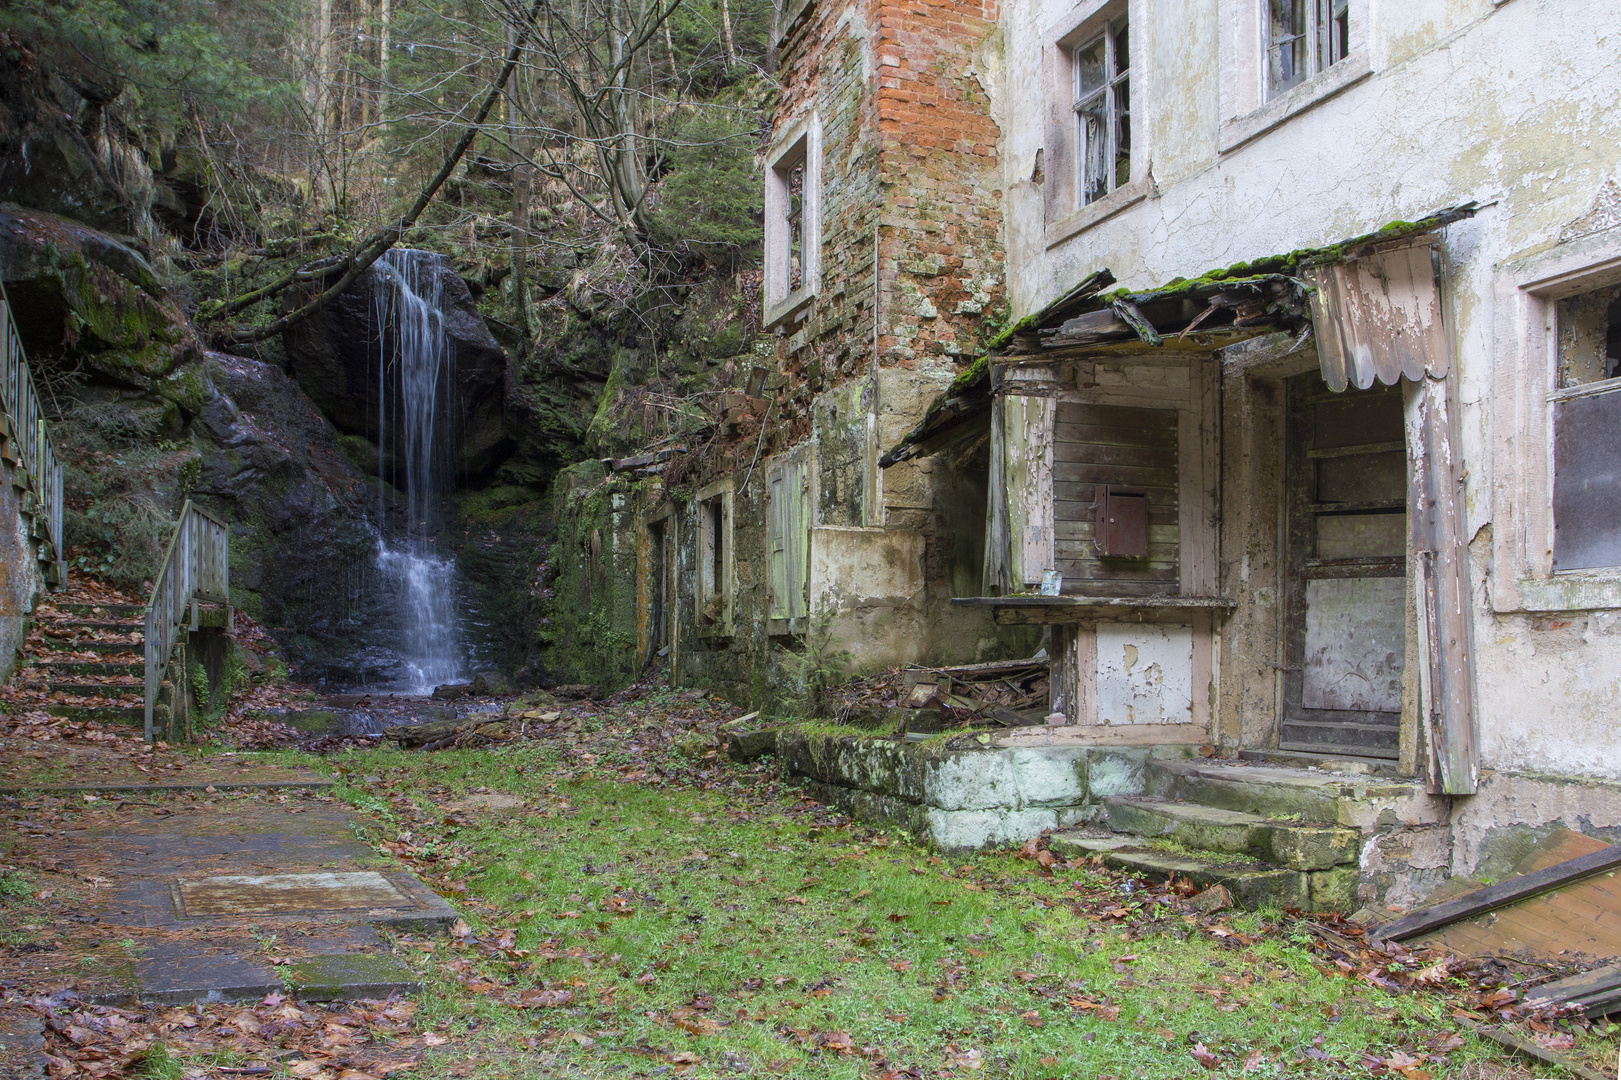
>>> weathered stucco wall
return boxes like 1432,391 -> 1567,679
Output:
0,467 -> 46,681
997,0 -> 1621,796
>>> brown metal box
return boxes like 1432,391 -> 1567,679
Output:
1095,485 -> 1149,558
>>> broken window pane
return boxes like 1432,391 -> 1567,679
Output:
1073,18 -> 1129,208
1268,0 -> 1348,100
786,163 -> 804,294
1556,285 -> 1621,387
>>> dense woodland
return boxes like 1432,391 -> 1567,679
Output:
0,0 -> 778,678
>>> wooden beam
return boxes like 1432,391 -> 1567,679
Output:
1373,845 -> 1621,943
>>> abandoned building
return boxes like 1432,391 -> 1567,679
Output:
546,0 -> 1621,909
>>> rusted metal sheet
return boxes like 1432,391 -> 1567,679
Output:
178,872 -> 410,916
1307,242 -> 1450,391
1405,375 -> 1478,795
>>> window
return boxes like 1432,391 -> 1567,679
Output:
1552,284 -> 1621,571
1266,0 -> 1349,99
763,116 -> 819,328
694,480 -> 734,633
1073,17 -> 1130,207
642,512 -> 674,663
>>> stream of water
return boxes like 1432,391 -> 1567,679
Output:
371,249 -> 469,693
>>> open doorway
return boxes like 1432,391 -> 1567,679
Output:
1281,374 -> 1406,759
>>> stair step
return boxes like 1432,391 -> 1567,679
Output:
37,618 -> 142,633
55,603 -> 145,619
1145,758 -> 1427,826
1102,796 -> 1358,870
1237,748 -> 1406,776
46,704 -> 144,725
1048,829 -> 1358,911
1279,718 -> 1399,752
39,639 -> 143,656
47,682 -> 144,697
37,660 -> 143,677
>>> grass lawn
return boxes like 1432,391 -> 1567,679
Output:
304,731 -> 1586,1080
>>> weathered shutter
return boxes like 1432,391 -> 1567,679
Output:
1002,394 -> 1056,587
785,450 -> 810,618
767,464 -> 788,619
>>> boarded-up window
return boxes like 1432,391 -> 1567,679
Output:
1053,402 -> 1178,594
766,452 -> 810,620
1553,285 -> 1621,571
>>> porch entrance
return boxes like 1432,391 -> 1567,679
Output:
1280,374 -> 1407,759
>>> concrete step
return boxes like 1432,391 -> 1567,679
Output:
1144,758 -> 1429,827
1102,795 -> 1359,870
45,704 -> 144,725
1279,718 -> 1399,753
39,638 -> 143,656
1049,829 -> 1358,911
38,660 -> 143,676
1236,748 -> 1407,777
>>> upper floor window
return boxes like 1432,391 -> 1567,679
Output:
1267,0 -> 1349,99
763,115 -> 820,329
1073,17 -> 1130,207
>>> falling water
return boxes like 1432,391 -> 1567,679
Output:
371,249 -> 468,693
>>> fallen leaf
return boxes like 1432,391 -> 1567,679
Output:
1191,1043 -> 1220,1070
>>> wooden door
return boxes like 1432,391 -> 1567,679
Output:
1282,375 -> 1406,759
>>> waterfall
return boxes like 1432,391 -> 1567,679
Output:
370,249 -> 469,693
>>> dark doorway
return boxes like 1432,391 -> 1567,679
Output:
1281,374 -> 1407,759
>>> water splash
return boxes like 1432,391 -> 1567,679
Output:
370,249 -> 468,693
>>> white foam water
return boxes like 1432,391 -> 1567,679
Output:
371,249 -> 468,693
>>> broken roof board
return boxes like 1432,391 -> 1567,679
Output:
1305,240 -> 1452,391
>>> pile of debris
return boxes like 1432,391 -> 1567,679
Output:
827,654 -> 1050,732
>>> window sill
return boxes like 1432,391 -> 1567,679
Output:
1217,52 -> 1373,155
764,288 -> 815,333
1044,175 -> 1154,249
1516,574 -> 1621,612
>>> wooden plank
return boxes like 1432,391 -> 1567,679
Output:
1184,354 -> 1220,596
1056,508 -> 1179,531
1527,962 -> 1621,1011
1463,1022 -> 1612,1080
1056,521 -> 1181,543
1053,462 -> 1180,487
1075,623 -> 1096,724
1052,441 -> 1178,469
1374,844 -> 1621,943
1055,421 -> 1182,448
1057,401 -> 1179,430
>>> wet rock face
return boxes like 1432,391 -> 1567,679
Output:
281,253 -> 510,479
191,351 -> 383,676
0,205 -> 192,387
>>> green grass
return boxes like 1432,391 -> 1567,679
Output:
302,741 -> 1534,1079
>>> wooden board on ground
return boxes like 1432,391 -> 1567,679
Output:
1409,830 -> 1621,961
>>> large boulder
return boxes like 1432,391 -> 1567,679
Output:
0,204 -> 192,387
282,251 -> 509,478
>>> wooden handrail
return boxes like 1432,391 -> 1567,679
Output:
0,283 -> 66,589
145,499 -> 230,740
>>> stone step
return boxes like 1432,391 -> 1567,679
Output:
47,682 -> 143,697
1279,718 -> 1400,753
46,704 -> 144,725
1101,795 -> 1359,870
1048,829 -> 1358,911
1144,758 -> 1428,827
38,660 -> 143,676
39,638 -> 143,656
56,603 -> 145,619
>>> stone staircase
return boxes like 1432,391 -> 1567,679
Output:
11,597 -> 146,725
1049,757 -> 1441,912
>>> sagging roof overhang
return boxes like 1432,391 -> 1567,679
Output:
879,205 -> 1477,467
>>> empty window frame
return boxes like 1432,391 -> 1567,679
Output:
1551,284 -> 1621,571
1073,17 -> 1130,207
696,484 -> 733,630
763,119 -> 818,323
1266,0 -> 1349,99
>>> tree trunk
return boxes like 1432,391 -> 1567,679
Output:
719,0 -> 736,68
506,43 -> 531,345
379,0 -> 391,117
